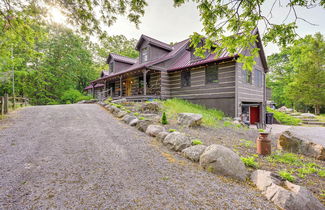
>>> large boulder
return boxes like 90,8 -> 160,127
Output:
116,110 -> 127,118
122,115 -> 137,124
140,102 -> 161,113
182,145 -> 207,162
156,131 -> 169,142
146,125 -> 165,137
251,170 -> 324,210
199,144 -> 247,181
140,114 -> 160,122
129,118 -> 139,126
110,106 -> 120,114
278,127 -> 325,160
163,132 -> 191,152
136,120 -> 152,132
177,113 -> 202,127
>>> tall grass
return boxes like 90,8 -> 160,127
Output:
162,98 -> 224,127
266,107 -> 301,125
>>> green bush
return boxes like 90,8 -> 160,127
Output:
168,129 -> 176,132
60,89 -> 84,104
266,152 -> 302,166
192,139 -> 203,145
279,170 -> 295,182
266,107 -> 301,125
134,112 -> 139,116
241,156 -> 259,168
76,95 -> 92,102
161,112 -> 168,125
139,117 -> 145,120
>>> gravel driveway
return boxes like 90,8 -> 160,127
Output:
0,104 -> 275,209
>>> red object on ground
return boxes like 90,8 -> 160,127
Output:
250,106 -> 260,124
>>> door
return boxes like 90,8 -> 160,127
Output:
250,106 -> 260,124
126,79 -> 132,96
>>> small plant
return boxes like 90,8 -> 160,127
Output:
317,170 -> 325,178
116,104 -> 122,108
139,117 -> 145,120
134,112 -> 139,116
192,139 -> 202,145
161,112 -> 168,125
223,121 -> 232,127
279,170 -> 295,182
239,139 -> 253,148
258,129 -> 265,133
266,152 -> 302,166
241,156 -> 259,168
126,110 -> 131,113
168,129 -> 176,132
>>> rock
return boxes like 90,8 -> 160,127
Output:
146,125 -> 165,137
182,145 -> 207,162
156,132 -> 169,142
122,115 -> 137,124
300,113 -> 316,118
111,98 -> 127,104
136,120 -> 152,132
278,127 -> 325,160
140,114 -> 160,122
199,144 -> 247,180
77,99 -> 98,104
129,118 -> 139,126
110,106 -> 120,114
163,132 -> 191,151
116,111 -> 127,118
140,102 -> 161,113
177,113 -> 202,127
251,170 -> 324,210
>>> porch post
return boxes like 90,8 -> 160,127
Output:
92,83 -> 95,98
143,69 -> 148,96
119,76 -> 123,97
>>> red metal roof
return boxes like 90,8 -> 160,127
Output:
136,34 -> 173,51
107,53 -> 137,64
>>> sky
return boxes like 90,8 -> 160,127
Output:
50,0 -> 325,56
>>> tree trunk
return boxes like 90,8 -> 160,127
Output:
315,104 -> 320,115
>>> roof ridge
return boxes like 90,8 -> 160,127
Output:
110,53 -> 137,60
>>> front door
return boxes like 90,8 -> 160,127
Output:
250,106 -> 260,124
126,79 -> 132,96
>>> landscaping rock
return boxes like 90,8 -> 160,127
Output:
182,145 -> 207,162
129,118 -> 139,126
156,132 -> 169,142
110,106 -> 120,114
278,127 -> 325,160
140,114 -> 160,122
116,111 -> 127,118
77,99 -> 98,104
300,113 -> 316,118
122,115 -> 137,124
177,113 -> 202,127
163,132 -> 191,152
111,98 -> 127,104
146,125 -> 165,137
136,120 -> 152,132
251,170 -> 324,210
140,102 -> 161,113
199,144 -> 247,181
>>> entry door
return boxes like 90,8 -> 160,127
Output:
126,79 -> 132,96
250,106 -> 260,124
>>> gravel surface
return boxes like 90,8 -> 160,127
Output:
0,104 -> 275,209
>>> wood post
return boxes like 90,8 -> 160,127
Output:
143,70 -> 148,96
4,94 -> 8,114
119,76 -> 122,97
0,96 -> 4,115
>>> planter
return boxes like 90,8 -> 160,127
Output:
256,132 -> 271,156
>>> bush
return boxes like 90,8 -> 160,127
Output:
192,139 -> 203,145
279,170 -> 295,182
61,89 -> 84,104
134,112 -> 139,116
266,152 -> 302,166
266,107 -> 301,125
161,112 -> 168,125
168,129 -> 176,132
241,156 -> 259,168
76,95 -> 92,102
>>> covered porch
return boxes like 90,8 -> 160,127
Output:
91,69 -> 161,101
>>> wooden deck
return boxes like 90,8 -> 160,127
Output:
112,95 -> 161,101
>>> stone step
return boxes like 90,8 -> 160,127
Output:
302,119 -> 319,122
303,121 -> 325,126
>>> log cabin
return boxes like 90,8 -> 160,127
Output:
86,28 -> 268,124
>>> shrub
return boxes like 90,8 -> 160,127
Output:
318,170 -> 325,178
134,112 -> 139,116
258,129 -> 265,133
76,95 -> 92,102
266,107 -> 301,125
161,112 -> 168,125
104,97 -> 113,104
266,152 -> 302,166
139,117 -> 145,120
192,139 -> 203,145
223,121 -> 232,127
116,104 -> 122,108
168,129 -> 177,132
241,156 -> 259,168
61,89 -> 84,104
279,170 -> 295,182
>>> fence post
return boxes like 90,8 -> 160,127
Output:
4,94 -> 8,114
0,97 -> 4,115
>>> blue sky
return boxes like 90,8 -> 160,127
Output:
105,0 -> 325,56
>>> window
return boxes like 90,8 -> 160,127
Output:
242,69 -> 252,84
181,71 -> 191,87
109,62 -> 114,73
141,47 -> 149,62
254,70 -> 263,87
205,64 -> 218,84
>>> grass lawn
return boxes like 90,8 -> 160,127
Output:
161,98 -> 225,127
266,107 -> 301,125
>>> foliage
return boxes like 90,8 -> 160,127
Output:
139,117 -> 145,120
192,139 -> 202,145
266,107 -> 301,125
318,170 -> 325,178
279,170 -> 296,182
241,156 -> 259,168
60,89 -> 84,104
134,112 -> 139,116
239,139 -> 253,148
258,129 -> 265,133
266,152 -> 302,166
168,129 -> 176,132
161,112 -> 168,125
223,121 -> 232,127
162,98 -> 224,127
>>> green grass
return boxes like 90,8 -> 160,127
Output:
266,107 -> 301,125
162,98 -> 224,127
192,139 -> 203,145
168,129 -> 177,132
241,156 -> 259,168
266,152 -> 302,166
316,114 -> 325,122
279,170 -> 296,182
239,139 -> 254,148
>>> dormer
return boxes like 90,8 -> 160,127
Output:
106,53 -> 137,74
100,70 -> 109,78
187,39 -> 212,63
136,35 -> 172,63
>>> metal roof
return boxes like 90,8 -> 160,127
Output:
107,53 -> 137,65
